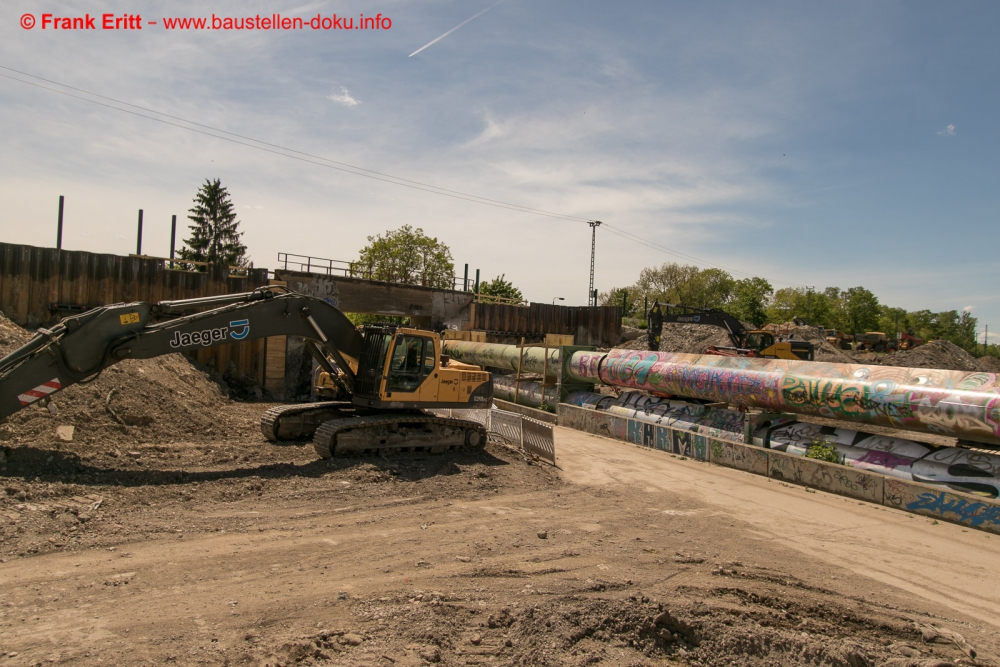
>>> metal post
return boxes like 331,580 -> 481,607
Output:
56,196 -> 64,250
514,337 -> 525,406
169,215 -> 177,268
587,220 -> 602,306
136,209 -> 143,256
621,289 -> 628,320
541,340 -> 549,411
464,264 -> 469,291
643,296 -> 648,321
474,269 -> 480,294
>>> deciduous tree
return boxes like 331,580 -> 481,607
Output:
353,225 -> 454,288
478,274 -> 524,302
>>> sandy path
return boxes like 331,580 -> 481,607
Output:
554,426 -> 1000,628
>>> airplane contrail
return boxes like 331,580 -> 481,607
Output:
408,1 -> 504,58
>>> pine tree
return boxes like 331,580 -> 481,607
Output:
178,178 -> 248,270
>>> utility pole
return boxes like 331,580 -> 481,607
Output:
56,196 -> 65,250
136,209 -> 144,256
588,220 -> 602,306
169,215 -> 177,268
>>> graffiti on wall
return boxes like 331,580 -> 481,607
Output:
761,421 -> 1000,498
885,478 -> 1000,531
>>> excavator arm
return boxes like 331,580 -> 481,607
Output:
0,288 -> 363,421
647,301 -> 747,351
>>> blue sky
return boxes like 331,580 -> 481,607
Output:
1,1 -> 997,339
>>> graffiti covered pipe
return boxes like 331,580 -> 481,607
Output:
443,341 -> 1000,447
570,349 -> 1000,447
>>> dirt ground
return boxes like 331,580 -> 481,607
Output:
2,406 -> 999,666
3,317 -> 1000,666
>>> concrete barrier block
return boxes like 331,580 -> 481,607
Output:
710,439 -> 769,475
769,451 -> 882,502
558,404 -> 627,441
692,435 -> 708,462
883,478 -> 1000,534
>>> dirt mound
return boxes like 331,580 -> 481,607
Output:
0,310 -> 33,356
881,340 -> 979,372
780,325 -> 854,363
1,354 -> 259,451
0,311 -> 255,450
617,325 -> 646,345
616,322 -> 731,353
974,355 -> 1000,373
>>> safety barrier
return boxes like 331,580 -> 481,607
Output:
436,407 -> 556,465
557,403 -> 1000,535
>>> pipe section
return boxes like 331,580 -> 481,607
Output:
445,340 -> 1000,447
445,341 -> 560,377
492,376 -> 561,409
574,349 -> 1000,447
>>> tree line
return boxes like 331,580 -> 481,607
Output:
600,262 -> 981,353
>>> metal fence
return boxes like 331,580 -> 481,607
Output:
436,406 -> 555,465
277,252 -> 467,292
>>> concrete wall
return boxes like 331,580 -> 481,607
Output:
557,403 -> 1000,535
274,270 -> 474,329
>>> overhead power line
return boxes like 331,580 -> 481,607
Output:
0,64 -> 806,288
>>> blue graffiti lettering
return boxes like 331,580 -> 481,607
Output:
905,492 -> 1000,527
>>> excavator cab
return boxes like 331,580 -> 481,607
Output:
349,325 -> 492,410
744,332 -> 774,352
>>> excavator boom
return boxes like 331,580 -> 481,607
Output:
0,288 -> 362,421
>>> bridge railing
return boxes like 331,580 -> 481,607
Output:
277,252 -> 486,293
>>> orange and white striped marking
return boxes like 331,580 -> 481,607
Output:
17,378 -> 62,406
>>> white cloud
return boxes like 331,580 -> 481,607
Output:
328,87 -> 360,108
963,305 -> 976,312
937,123 -> 956,136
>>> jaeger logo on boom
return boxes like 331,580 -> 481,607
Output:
169,319 -> 250,348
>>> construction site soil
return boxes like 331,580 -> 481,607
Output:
1,314 -> 999,666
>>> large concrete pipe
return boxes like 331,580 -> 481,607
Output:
445,342 -> 560,377
492,376 -> 561,408
573,349 -> 1000,447
443,341 -> 1000,447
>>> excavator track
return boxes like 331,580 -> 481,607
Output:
312,412 -> 487,459
260,401 -> 357,442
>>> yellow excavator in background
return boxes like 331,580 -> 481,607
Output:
647,302 -> 815,361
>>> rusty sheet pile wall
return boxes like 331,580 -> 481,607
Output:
473,302 -> 621,348
0,242 -> 270,381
